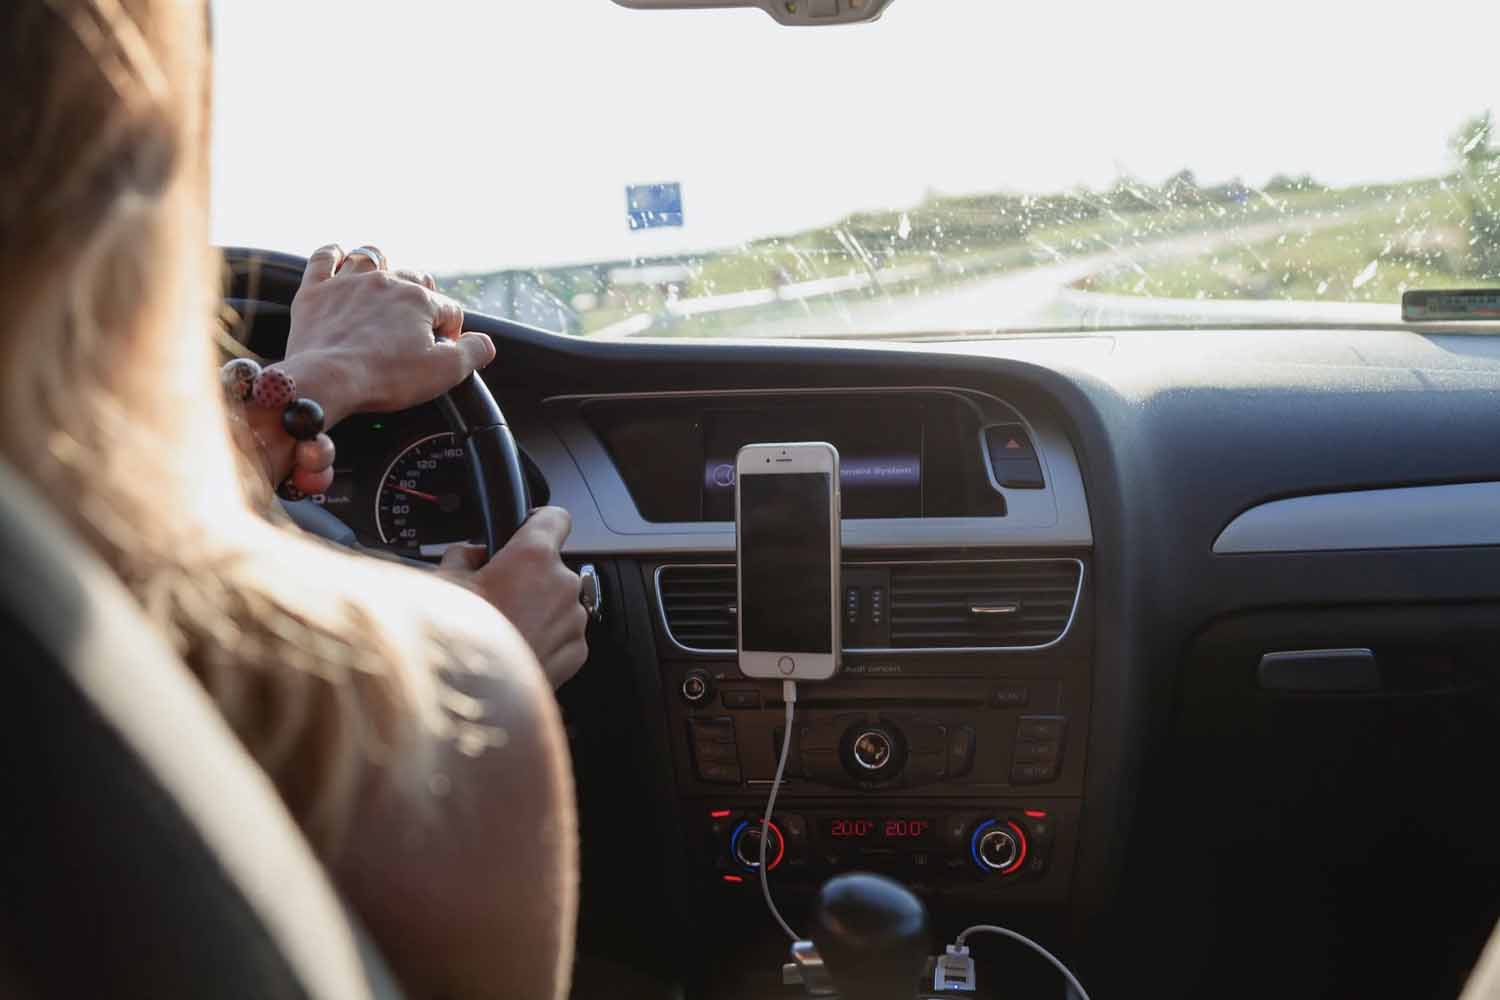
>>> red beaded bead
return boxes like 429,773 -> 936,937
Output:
251,367 -> 297,409
294,434 -> 336,472
291,463 -> 335,496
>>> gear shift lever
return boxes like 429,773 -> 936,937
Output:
807,873 -> 930,1000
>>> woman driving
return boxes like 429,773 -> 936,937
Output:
1,1 -> 583,996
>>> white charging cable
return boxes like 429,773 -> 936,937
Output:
760,679 -> 799,942
937,924 -> 1091,999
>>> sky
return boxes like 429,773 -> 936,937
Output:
210,0 -> 1498,274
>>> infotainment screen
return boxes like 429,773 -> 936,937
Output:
702,403 -> 924,519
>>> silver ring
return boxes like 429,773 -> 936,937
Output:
578,563 -> 603,623
342,245 -> 386,272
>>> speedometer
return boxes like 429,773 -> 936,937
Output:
374,432 -> 481,557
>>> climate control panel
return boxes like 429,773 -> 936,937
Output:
701,806 -> 1056,889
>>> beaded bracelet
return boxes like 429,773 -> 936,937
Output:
220,358 -> 337,500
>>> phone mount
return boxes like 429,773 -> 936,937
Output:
782,872 -> 930,999
611,0 -> 894,28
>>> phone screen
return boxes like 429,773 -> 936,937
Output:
738,472 -> 834,654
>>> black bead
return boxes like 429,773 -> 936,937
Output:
281,398 -> 325,441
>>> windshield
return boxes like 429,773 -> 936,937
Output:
211,1 -> 1500,339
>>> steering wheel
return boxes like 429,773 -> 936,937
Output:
222,247 -> 531,556
436,374 -> 532,555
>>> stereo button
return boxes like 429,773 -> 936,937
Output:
682,672 -> 711,704
1013,740 -> 1060,764
992,685 -> 1030,708
694,741 -> 739,764
802,749 -> 843,784
799,724 -> 839,751
690,718 -> 737,743
722,689 -> 761,710
992,457 -> 1045,490
1010,763 -> 1057,784
698,763 -> 742,784
1017,715 -> 1066,743
947,726 -> 976,777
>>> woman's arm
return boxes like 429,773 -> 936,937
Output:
246,244 -> 590,690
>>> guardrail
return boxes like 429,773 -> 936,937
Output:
592,259 -> 950,337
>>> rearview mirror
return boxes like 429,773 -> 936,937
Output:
611,0 -> 893,26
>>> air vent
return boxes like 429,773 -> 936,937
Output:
888,559 -> 1082,650
657,564 -> 736,653
655,559 -> 1083,654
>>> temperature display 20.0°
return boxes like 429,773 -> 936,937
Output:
824,818 -> 933,843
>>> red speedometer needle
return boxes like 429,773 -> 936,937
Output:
392,485 -> 440,503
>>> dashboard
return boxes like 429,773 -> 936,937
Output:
230,255 -> 1500,1000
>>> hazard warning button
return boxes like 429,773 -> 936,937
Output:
983,425 -> 1044,490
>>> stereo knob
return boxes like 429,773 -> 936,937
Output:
732,819 -> 786,872
971,819 -> 1028,875
850,728 -> 896,773
682,669 -> 714,704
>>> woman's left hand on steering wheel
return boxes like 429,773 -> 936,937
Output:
279,243 -> 497,429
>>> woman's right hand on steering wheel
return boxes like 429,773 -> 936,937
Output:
279,243 -> 497,428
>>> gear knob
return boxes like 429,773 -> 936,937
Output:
808,872 -> 929,1000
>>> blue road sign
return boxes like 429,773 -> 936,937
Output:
627,182 -> 684,230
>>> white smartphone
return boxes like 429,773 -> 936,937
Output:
735,442 -> 842,681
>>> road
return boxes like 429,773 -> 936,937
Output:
626,208 -> 1391,338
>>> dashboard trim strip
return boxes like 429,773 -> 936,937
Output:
653,557 -> 1085,656
1213,481 -> 1500,554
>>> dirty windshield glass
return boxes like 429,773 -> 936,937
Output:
211,1 -> 1500,338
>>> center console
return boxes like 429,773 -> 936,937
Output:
649,552 -> 1091,905
531,384 -> 1096,958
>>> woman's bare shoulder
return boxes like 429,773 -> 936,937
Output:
225,519 -> 562,807
261,533 -> 578,999
241,518 -> 547,686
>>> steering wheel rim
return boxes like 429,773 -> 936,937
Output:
221,247 -> 531,556
437,373 -> 532,556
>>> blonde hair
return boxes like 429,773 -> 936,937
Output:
0,0 -> 448,853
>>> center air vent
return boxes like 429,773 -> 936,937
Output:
888,560 -> 1082,649
656,565 -> 737,653
655,559 -> 1083,654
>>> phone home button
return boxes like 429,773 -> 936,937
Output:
777,656 -> 796,675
